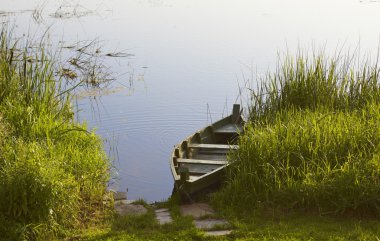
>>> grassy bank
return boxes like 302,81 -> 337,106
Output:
69,51 -> 380,241
3,23 -> 379,240
0,30 -> 110,240
70,197 -> 380,241
213,52 -> 380,217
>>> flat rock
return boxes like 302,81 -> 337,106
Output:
193,219 -> 229,230
155,208 -> 172,225
114,200 -> 147,216
178,202 -> 232,235
115,199 -> 135,205
179,203 -> 215,218
204,230 -> 232,236
112,191 -> 127,200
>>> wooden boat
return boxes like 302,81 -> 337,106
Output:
170,104 -> 244,196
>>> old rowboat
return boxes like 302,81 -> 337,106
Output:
170,104 -> 244,195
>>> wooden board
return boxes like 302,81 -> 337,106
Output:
180,163 -> 223,174
197,149 -> 230,155
177,158 -> 227,165
214,124 -> 243,134
188,143 -> 239,149
194,154 -> 228,161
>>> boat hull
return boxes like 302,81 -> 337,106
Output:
170,104 -> 244,196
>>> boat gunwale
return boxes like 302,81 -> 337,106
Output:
169,115 -> 233,182
169,112 -> 244,183
169,104 -> 246,195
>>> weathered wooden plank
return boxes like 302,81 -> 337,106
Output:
188,143 -> 239,150
177,158 -> 227,165
195,154 -> 227,161
232,104 -> 241,122
198,148 -> 229,155
180,163 -> 223,174
214,124 -> 243,134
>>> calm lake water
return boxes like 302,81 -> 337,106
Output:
2,0 -> 380,202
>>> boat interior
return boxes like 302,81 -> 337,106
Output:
172,106 -> 244,182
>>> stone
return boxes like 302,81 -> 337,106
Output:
193,219 -> 229,230
155,208 -> 172,225
114,200 -> 147,216
204,230 -> 232,236
178,202 -> 232,236
179,203 -> 215,218
112,191 -> 127,200
115,199 -> 135,205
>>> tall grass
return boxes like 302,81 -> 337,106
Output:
0,29 -> 110,240
214,51 -> 380,217
249,52 -> 380,122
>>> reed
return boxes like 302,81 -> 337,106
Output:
0,28 -> 110,240
214,51 -> 380,217
248,52 -> 380,122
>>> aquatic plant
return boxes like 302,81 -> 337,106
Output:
59,39 -> 131,87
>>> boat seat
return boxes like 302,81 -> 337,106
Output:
177,158 -> 227,165
188,143 -> 239,150
179,163 -> 224,175
214,124 -> 243,134
195,154 -> 227,161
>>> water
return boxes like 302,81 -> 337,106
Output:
2,0 -> 380,202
